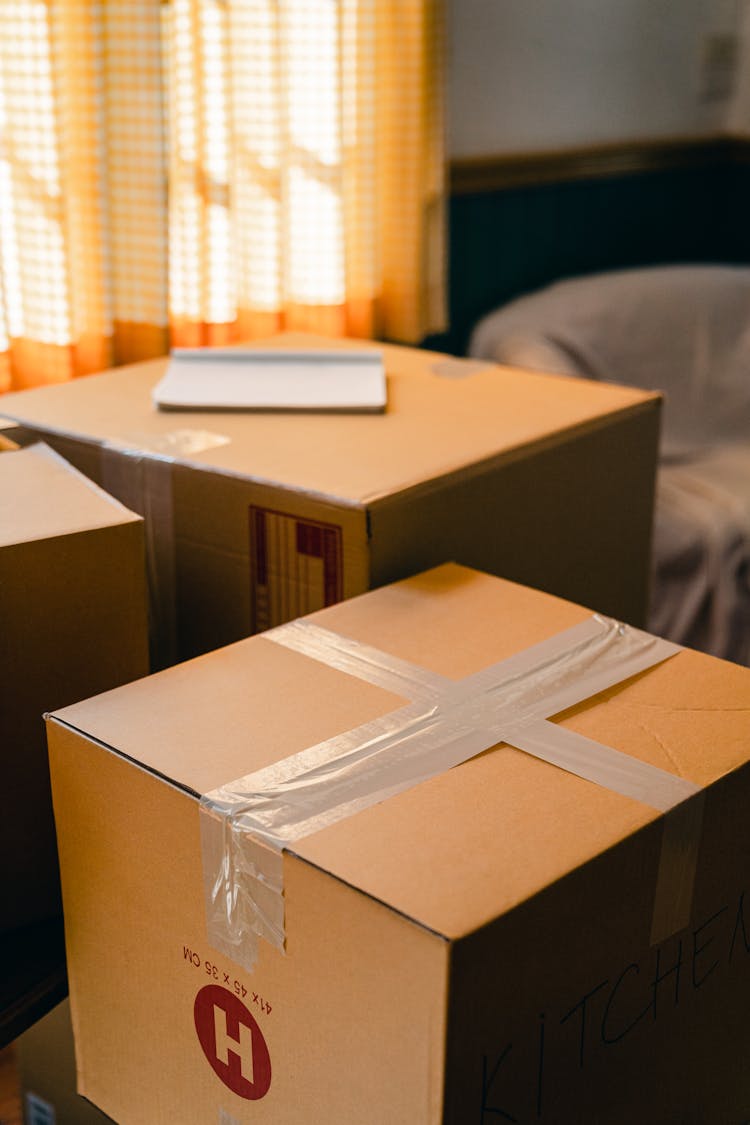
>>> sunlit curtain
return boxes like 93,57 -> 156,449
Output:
0,3 -> 169,392
0,0 -> 445,393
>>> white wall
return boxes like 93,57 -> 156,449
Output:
447,0 -> 742,157
727,0 -> 750,132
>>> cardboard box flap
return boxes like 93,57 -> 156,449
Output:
1,334 -> 659,505
50,566 -> 750,945
0,443 -> 141,548
53,635 -> 408,798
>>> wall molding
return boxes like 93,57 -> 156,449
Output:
450,134 -> 750,195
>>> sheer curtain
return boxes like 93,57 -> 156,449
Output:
0,0 -> 445,393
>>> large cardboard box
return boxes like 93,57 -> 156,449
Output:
47,564 -> 750,1123
1,444 -> 149,933
2,335 -> 661,666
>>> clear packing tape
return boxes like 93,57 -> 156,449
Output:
200,615 -> 705,973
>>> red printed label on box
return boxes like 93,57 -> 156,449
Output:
194,984 -> 272,1100
249,505 -> 343,632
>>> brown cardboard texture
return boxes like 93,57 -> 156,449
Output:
47,564 -> 750,1124
1,444 -> 149,933
1,334 -> 661,666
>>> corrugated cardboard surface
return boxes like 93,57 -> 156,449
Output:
48,565 -> 750,1122
1,445 -> 150,932
445,761 -> 750,1123
49,722 -> 448,1124
367,405 -> 659,626
0,443 -> 138,547
0,336 -> 656,504
0,335 -> 661,662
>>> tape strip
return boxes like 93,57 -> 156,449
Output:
100,429 -> 230,668
650,793 -> 706,945
218,1109 -> 241,1125
264,620 -> 451,701
506,720 -> 699,813
201,615 -> 701,972
269,616 -> 680,723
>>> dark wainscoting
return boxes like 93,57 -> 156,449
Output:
424,135 -> 750,356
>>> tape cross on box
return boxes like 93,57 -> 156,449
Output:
200,615 -> 704,972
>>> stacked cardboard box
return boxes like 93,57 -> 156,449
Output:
1,443 -> 149,933
46,564 -> 750,1123
1,335 -> 661,666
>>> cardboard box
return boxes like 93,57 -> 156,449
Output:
0,444 -> 149,933
47,564 -> 750,1123
1,335 -> 661,666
